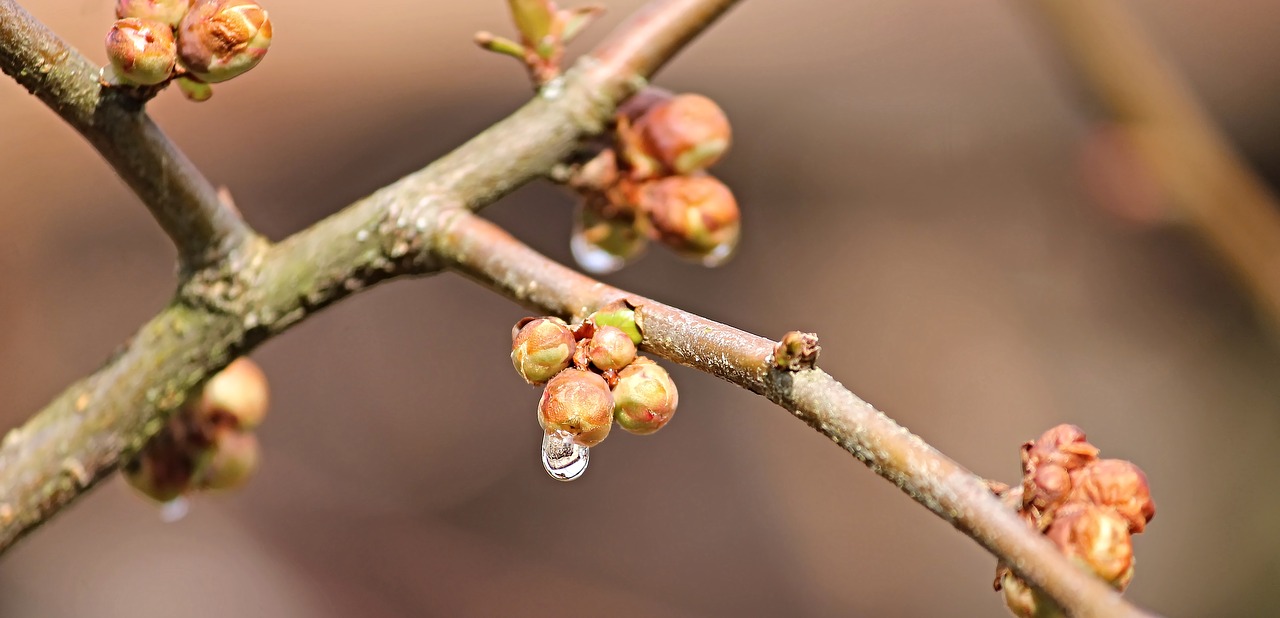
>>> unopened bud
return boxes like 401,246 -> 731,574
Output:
997,570 -> 1062,618
1046,504 -> 1135,589
589,303 -> 642,345
200,357 -> 269,430
1071,459 -> 1155,533
538,369 -> 614,446
636,175 -> 741,266
175,75 -> 213,101
612,357 -> 678,435
512,317 -> 577,385
193,428 -> 260,491
123,420 -> 208,502
586,325 -> 637,371
177,0 -> 272,83
116,0 -> 192,27
623,93 -> 731,177
105,18 -> 178,86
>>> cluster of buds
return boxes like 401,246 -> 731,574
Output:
511,302 -> 678,478
993,425 -> 1156,617
123,358 -> 269,503
475,0 -> 604,85
567,89 -> 740,273
103,0 -> 273,101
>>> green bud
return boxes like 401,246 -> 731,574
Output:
105,18 -> 178,86
512,317 -> 577,385
611,357 -> 678,435
589,304 -> 642,345
193,428 -> 260,491
175,75 -> 213,101
586,325 -> 637,371
508,0 -> 557,52
177,0 -> 272,83
538,369 -> 614,447
200,357 -> 269,430
116,0 -> 193,27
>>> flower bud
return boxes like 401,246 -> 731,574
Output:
193,428 -> 260,491
612,357 -> 678,435
636,175 -> 741,266
123,421 -> 209,502
1046,504 -> 1135,589
538,369 -> 614,447
586,325 -> 637,371
116,0 -> 192,27
997,570 -> 1061,618
175,75 -> 213,101
623,94 -> 731,176
512,317 -> 577,385
1071,459 -> 1155,534
177,0 -> 272,83
105,18 -> 178,86
589,303 -> 642,345
200,357 -> 269,430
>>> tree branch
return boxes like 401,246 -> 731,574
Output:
0,0 -> 251,271
435,211 -> 1156,618
1024,0 -> 1280,330
0,1 -> 1157,616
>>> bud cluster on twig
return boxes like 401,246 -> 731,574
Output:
103,0 -> 273,101
123,358 -> 269,504
511,302 -> 678,479
565,89 -> 740,273
992,424 -> 1156,618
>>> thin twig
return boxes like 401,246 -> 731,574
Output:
0,0 -> 252,271
0,1 -> 1157,616
1024,0 -> 1280,329
435,211 -> 1156,618
0,0 -> 740,556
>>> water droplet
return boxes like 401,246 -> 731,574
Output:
571,205 -> 646,274
159,496 -> 190,523
541,431 -> 589,481
571,231 -> 628,274
696,240 -> 736,267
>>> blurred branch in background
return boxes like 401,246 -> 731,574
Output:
1026,0 -> 1280,333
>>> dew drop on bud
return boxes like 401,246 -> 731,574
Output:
158,496 -> 190,523
571,228 -> 627,274
694,239 -> 736,268
541,430 -> 589,481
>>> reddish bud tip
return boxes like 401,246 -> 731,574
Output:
512,317 -> 577,385
538,369 -> 614,446
586,325 -> 637,371
105,18 -> 178,86
611,357 -> 678,435
636,175 -> 741,266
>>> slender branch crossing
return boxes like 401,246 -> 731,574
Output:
0,1 -> 1156,616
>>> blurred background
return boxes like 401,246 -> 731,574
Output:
2,0 -> 1279,616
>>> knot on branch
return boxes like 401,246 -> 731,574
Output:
771,331 -> 820,371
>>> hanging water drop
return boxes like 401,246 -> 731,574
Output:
541,430 -> 589,481
571,204 -> 647,274
159,496 -> 190,523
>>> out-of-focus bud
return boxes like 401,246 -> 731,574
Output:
1071,459 -> 1156,534
1024,424 -> 1100,472
538,369 -> 614,446
611,357 -> 678,435
622,94 -> 731,177
512,317 -> 577,385
200,357 -> 269,430
175,75 -> 213,101
571,202 -> 647,275
123,422 -> 209,502
636,175 -> 741,266
997,570 -> 1063,618
177,0 -> 272,83
116,0 -> 192,28
586,325 -> 636,371
105,18 -> 178,86
589,302 -> 642,345
1046,504 -> 1135,589
508,0 -> 556,55
193,428 -> 260,491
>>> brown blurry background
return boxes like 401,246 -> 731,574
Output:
3,1 -> 1280,616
